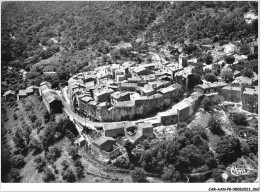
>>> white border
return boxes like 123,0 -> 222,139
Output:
1,183 -> 260,192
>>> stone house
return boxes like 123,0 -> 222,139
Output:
103,123 -> 125,138
17,90 -> 27,100
42,89 -> 63,113
158,110 -> 178,125
219,86 -> 241,103
110,91 -> 130,105
138,122 -> 154,138
242,86 -> 258,113
93,88 -> 114,103
194,82 -> 227,95
92,136 -> 120,159
3,90 -> 16,101
139,86 -> 155,97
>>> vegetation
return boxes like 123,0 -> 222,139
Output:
43,167 -> 55,182
220,67 -> 233,83
215,135 -> 241,165
229,112 -> 248,125
131,167 -> 147,183
204,73 -> 218,83
208,115 -> 224,135
62,168 -> 76,183
241,67 -> 254,78
201,95 -> 223,111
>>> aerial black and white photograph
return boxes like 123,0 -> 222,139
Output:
1,1 -> 259,189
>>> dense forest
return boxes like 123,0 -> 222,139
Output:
1,1 -> 258,64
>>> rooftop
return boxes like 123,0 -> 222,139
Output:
92,136 -> 115,146
3,90 -> 15,96
18,89 -> 27,96
103,123 -> 124,130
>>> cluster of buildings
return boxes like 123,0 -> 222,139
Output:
67,55 -> 193,122
195,70 -> 258,114
3,85 -> 39,101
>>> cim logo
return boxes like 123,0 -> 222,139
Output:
226,165 -> 253,176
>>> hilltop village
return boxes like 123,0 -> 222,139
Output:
1,2 -> 258,184
2,37 -> 259,183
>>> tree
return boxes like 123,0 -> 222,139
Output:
215,135 -> 241,165
201,97 -> 212,111
68,146 -> 80,161
61,159 -> 69,170
29,138 -> 43,152
46,145 -> 61,162
239,44 -> 251,55
62,168 -> 76,182
204,73 -> 218,83
11,154 -> 26,168
224,55 -> 235,65
204,54 -> 213,65
204,68 -> 212,74
74,159 -> 83,168
10,169 -> 21,182
34,156 -> 46,172
43,111 -> 50,123
75,166 -> 84,179
43,167 -> 55,182
212,169 -> 224,182
220,67 -> 233,83
161,165 -> 181,182
247,136 -> 258,154
205,158 -> 218,169
208,115 -> 224,135
241,68 -> 254,78
229,112 -> 247,125
131,167 -> 147,183
124,140 -> 135,160
249,59 -> 258,74
240,140 -> 251,156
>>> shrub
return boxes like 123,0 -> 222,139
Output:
131,167 -> 147,183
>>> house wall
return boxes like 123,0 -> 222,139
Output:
160,114 -> 178,125
219,88 -> 241,102
242,93 -> 258,113
142,127 -> 153,138
50,100 -> 63,113
177,106 -> 190,122
104,127 -> 125,137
